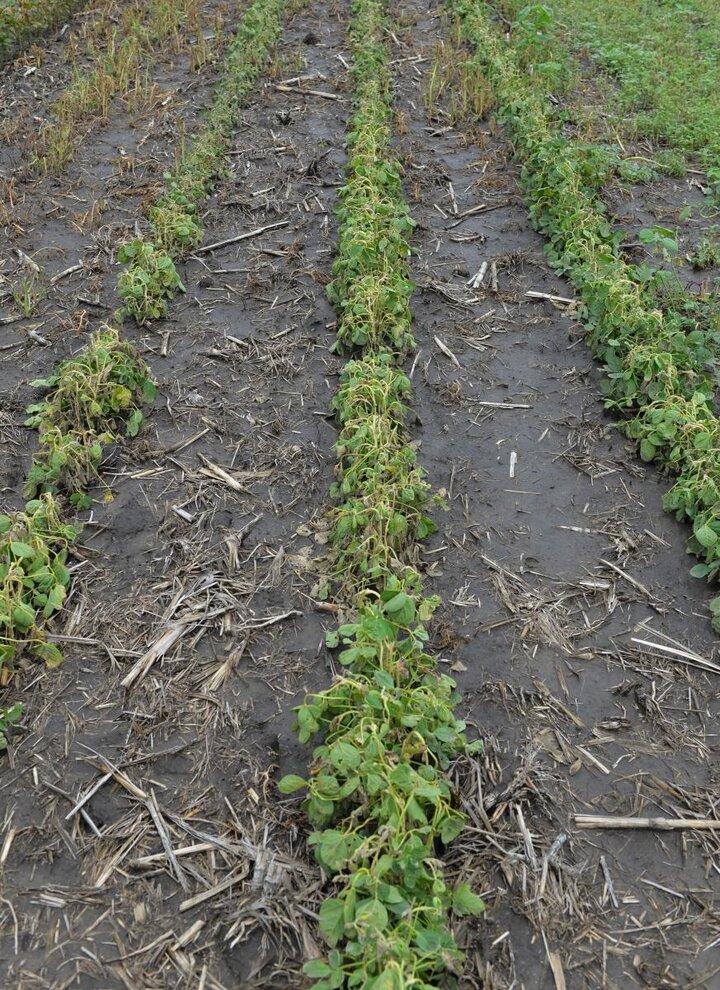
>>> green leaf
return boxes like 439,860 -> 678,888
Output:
297,706 -> 320,737
363,615 -> 395,642
70,493 -> 93,510
52,560 -> 71,586
303,960 -> 332,979
366,772 -> 385,795
126,409 -> 143,437
354,898 -> 388,933
318,829 -> 357,871
452,882 -> 486,917
383,591 -> 410,614
329,741 -> 361,771
440,812 -> 466,844
373,670 -> 394,689
367,972 -> 399,990
319,898 -> 345,947
10,542 -> 36,559
415,927 -> 444,953
336,776 -> 360,800
383,591 -> 416,625
693,431 -> 713,450
639,439 -> 656,462
695,524 -> 718,549
0,703 -> 22,727
43,584 -> 66,618
690,563 -> 711,578
12,603 -> 35,631
278,774 -> 307,794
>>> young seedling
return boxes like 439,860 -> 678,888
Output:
0,703 -> 22,751
11,272 -> 45,317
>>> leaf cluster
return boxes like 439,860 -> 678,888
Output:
0,494 -> 78,674
326,1 -> 417,356
331,353 -> 437,590
24,327 -> 156,506
281,586 -> 483,989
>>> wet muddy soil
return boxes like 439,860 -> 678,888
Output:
0,1 -> 718,989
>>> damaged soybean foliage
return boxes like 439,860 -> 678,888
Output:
447,0 -> 720,629
25,327 -> 156,508
280,2 -> 484,987
0,494 -> 78,677
116,0 -> 297,324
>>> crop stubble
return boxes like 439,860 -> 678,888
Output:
0,0 -> 719,988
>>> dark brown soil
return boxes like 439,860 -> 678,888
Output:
0,1 -> 718,989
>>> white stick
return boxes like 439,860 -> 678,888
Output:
192,220 -> 289,256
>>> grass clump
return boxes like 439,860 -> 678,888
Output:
446,0 -> 720,628
10,270 -> 46,317
25,327 -> 155,507
30,0 -> 206,174
281,2 -> 484,987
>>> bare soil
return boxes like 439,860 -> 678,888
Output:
0,2 -> 718,989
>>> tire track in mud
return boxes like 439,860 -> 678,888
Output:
389,2 -> 720,988
0,3 -> 349,988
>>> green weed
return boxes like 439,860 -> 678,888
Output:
495,0 -> 720,166
0,0 -> 82,61
0,702 -> 21,750
688,236 -> 720,271
11,271 -> 45,317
